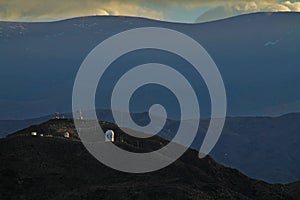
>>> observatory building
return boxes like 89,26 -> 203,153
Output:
105,130 -> 115,142
31,132 -> 37,136
64,132 -> 70,138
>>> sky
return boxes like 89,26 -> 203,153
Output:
0,0 -> 300,23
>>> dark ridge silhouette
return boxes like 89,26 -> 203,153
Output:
1,112 -> 300,183
0,119 -> 299,199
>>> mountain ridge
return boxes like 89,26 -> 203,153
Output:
1,111 -> 300,183
1,119 -> 299,200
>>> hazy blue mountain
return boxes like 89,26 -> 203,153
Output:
0,12 -> 300,119
205,113 -> 300,184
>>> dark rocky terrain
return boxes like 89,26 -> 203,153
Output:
0,119 -> 299,200
2,112 -> 300,183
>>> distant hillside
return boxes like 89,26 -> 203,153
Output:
0,115 -> 51,138
0,12 -> 300,119
209,113 -> 300,184
0,119 -> 299,200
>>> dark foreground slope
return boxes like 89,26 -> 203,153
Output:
1,112 -> 300,184
0,120 -> 299,200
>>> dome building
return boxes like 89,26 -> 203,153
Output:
105,130 -> 115,142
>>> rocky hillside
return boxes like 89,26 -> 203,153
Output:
0,119 -> 299,200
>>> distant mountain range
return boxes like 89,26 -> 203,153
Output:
1,119 -> 299,200
0,12 -> 300,119
1,111 -> 300,184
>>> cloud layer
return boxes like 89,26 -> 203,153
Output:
196,1 -> 300,22
0,0 -> 164,21
0,0 -> 299,22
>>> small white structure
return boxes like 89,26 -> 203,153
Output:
105,130 -> 115,142
40,134 -> 44,137
55,112 -> 60,119
64,132 -> 70,138
31,132 -> 37,136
